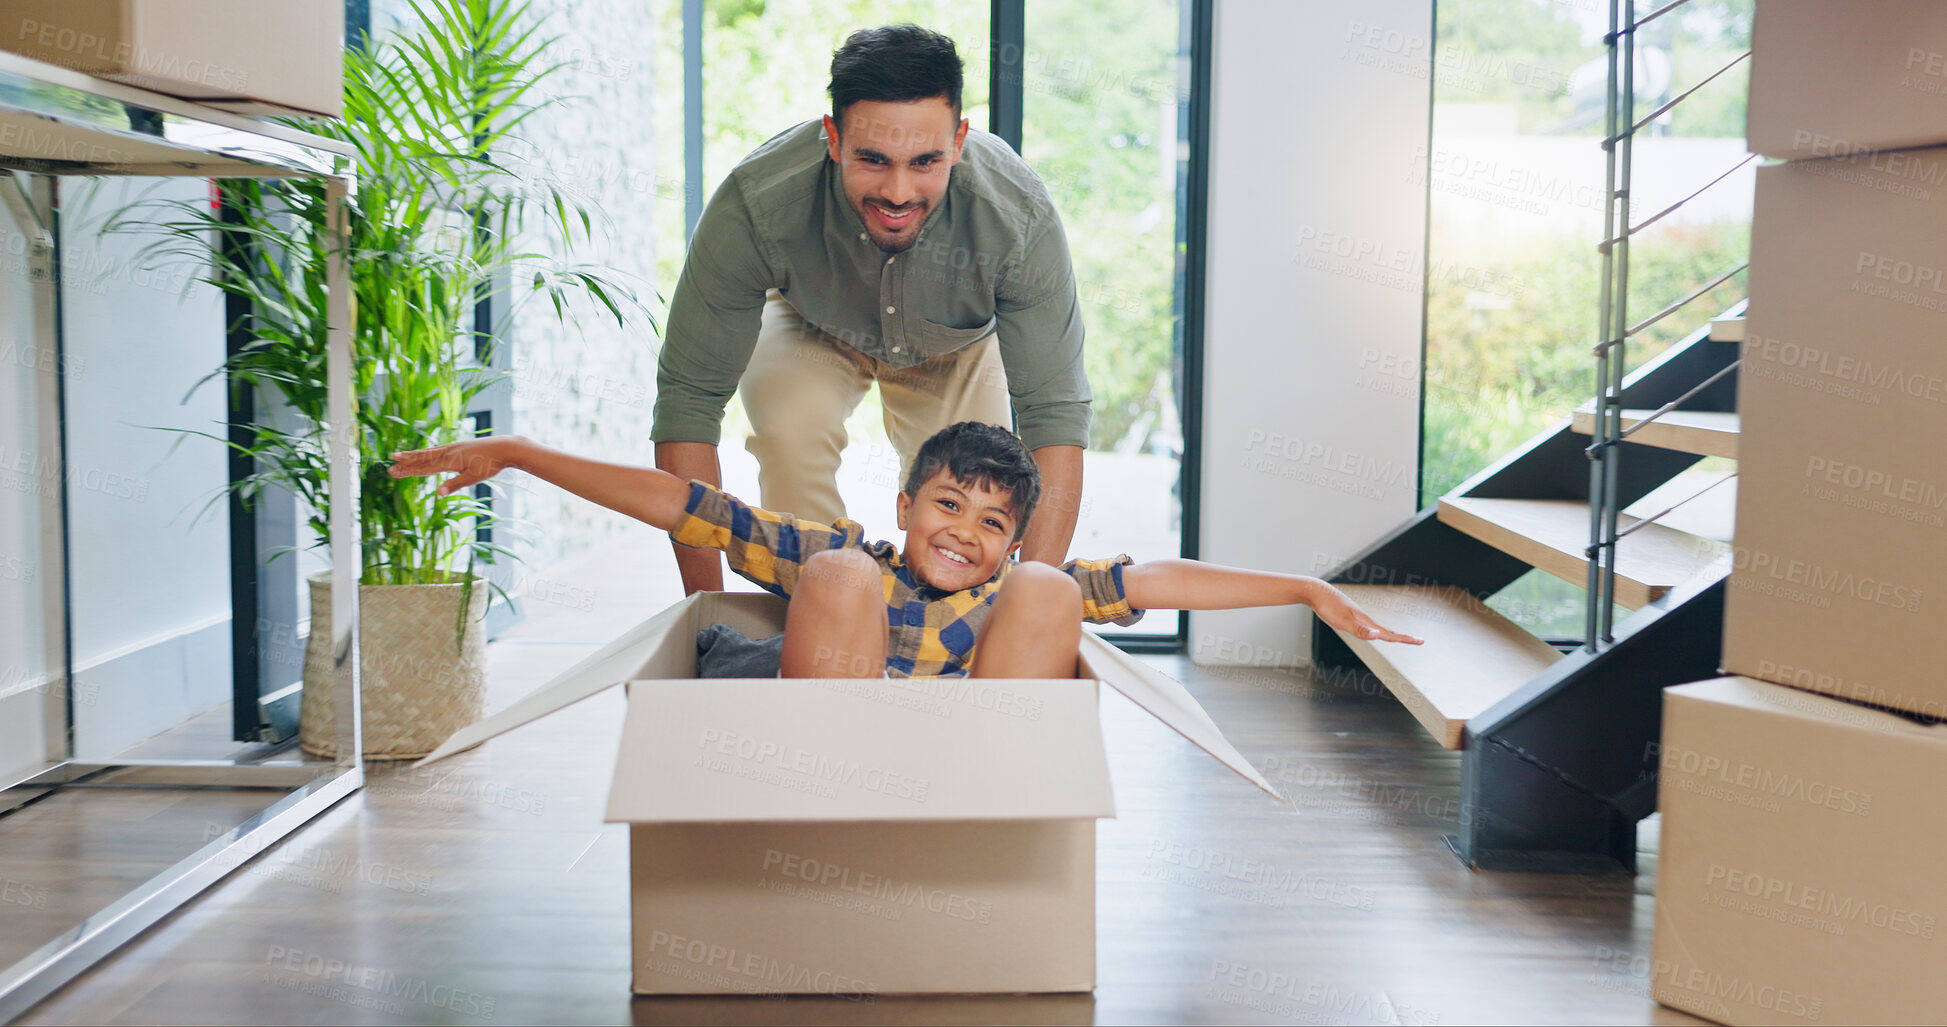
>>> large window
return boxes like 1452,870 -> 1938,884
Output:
648,0 -> 1203,641
1022,0 -> 1193,638
1423,0 -> 1752,635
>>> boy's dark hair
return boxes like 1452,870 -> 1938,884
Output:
828,25 -> 963,125
902,422 -> 1040,539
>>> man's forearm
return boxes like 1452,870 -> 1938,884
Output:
656,441 -> 725,594
1021,444 -> 1084,565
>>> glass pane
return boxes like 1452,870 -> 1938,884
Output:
1022,0 -> 1189,636
1424,0 -> 1752,635
1422,0 -> 1752,501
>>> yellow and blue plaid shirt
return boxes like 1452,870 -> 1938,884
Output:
671,481 -> 1144,678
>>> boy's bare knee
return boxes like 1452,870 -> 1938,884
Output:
1002,562 -> 1082,614
800,549 -> 881,600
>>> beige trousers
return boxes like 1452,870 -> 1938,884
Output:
739,291 -> 1011,523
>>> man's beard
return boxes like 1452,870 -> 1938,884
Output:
859,197 -> 929,253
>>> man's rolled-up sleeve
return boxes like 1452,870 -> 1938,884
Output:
652,181 -> 779,445
994,211 -> 1092,452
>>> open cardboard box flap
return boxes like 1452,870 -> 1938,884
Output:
417,591 -> 1284,803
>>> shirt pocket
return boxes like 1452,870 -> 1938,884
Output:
913,315 -> 997,361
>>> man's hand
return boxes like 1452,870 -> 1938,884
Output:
656,441 -> 725,594
1306,582 -> 1424,645
390,437 -> 523,496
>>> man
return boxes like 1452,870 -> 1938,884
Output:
651,24 -> 1090,593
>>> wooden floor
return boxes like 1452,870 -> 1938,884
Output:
16,525 -> 1703,1025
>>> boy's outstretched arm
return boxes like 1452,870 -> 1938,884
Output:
389,436 -> 692,533
1120,559 -> 1424,645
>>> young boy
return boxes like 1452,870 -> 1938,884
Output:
389,422 -> 1421,679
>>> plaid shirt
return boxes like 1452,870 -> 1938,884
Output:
671,481 -> 1143,678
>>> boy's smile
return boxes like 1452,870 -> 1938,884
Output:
895,470 -> 1021,591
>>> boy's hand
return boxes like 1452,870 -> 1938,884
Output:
1308,582 -> 1424,645
389,437 -> 521,497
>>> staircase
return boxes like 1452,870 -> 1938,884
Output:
1312,309 -> 1743,873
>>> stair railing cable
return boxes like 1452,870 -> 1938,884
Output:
1586,0 -> 1752,650
1614,469 -> 1737,539
1617,358 -> 1741,443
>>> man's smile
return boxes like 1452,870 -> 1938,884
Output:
867,199 -> 922,230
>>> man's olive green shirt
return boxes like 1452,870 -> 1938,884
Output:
651,119 -> 1091,452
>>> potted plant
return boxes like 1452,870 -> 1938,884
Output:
130,0 -> 635,758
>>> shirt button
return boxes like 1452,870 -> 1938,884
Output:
886,256 -> 895,265
885,305 -> 896,314
891,346 -> 902,354
858,232 -> 867,241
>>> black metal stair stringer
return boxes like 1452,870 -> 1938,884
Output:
1455,569 -> 1728,873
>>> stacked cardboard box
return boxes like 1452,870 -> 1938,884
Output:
1655,3 -> 1947,1023
1653,677 -> 1947,1024
1725,147 -> 1947,719
0,1 -> 343,117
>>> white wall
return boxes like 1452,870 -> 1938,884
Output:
58,179 -> 232,757
1193,0 -> 1433,667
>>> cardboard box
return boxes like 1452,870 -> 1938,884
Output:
1652,676 -> 1947,1024
1,1 -> 343,117
1727,153 -> 1947,718
420,591 -> 1282,995
1748,0 -> 1947,160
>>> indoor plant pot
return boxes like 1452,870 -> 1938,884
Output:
301,571 -> 488,759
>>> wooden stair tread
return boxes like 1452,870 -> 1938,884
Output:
1569,408 -> 1740,459
1436,495 -> 1729,609
1333,585 -> 1564,750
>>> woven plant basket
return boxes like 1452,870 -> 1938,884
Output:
300,571 -> 488,760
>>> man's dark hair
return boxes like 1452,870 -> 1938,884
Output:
828,25 -> 963,125
902,421 -> 1040,540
